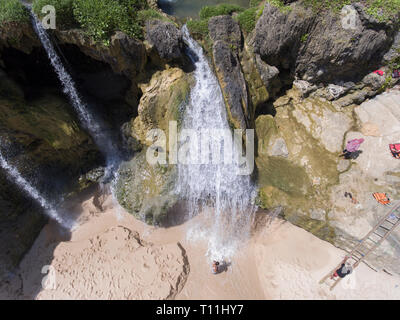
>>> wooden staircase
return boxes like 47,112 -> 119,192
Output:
320,201 -> 400,290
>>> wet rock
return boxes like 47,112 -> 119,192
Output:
212,40 -> 249,129
145,20 -> 184,62
208,15 -> 242,52
115,150 -> 178,225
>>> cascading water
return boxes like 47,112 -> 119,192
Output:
177,26 -> 257,261
0,140 -> 74,230
27,5 -> 119,179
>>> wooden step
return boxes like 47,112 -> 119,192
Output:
379,225 -> 391,232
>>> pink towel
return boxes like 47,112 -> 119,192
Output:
346,138 -> 364,152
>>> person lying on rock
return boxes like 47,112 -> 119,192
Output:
339,138 -> 365,159
331,256 -> 353,280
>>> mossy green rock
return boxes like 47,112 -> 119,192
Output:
115,149 -> 177,225
131,67 -> 192,147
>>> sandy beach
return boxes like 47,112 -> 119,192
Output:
2,191 -> 399,300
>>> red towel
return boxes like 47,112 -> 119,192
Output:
390,144 -> 400,159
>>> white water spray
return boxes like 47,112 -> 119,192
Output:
27,6 -> 119,178
178,27 -> 257,261
0,142 -> 74,230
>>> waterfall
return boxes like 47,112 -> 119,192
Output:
0,141 -> 74,230
177,26 -> 257,261
27,6 -> 119,180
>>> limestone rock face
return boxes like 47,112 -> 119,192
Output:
131,68 -> 192,146
252,2 -> 316,70
145,20 -> 184,62
212,40 -> 249,129
115,150 -> 178,225
0,22 -> 39,54
0,70 -> 100,280
56,30 -> 147,78
252,2 -> 395,84
116,68 -> 192,223
255,89 -> 400,275
208,15 -> 242,52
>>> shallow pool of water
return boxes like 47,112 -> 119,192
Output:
158,0 -> 250,19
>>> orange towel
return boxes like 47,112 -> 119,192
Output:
373,193 -> 390,205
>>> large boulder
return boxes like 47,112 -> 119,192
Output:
55,30 -> 147,78
145,19 -> 184,63
115,150 -> 178,225
208,15 -> 242,52
252,2 -> 396,84
212,40 -> 249,129
117,67 -> 192,223
130,67 -> 192,146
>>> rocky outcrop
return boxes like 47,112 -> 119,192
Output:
208,15 -> 242,52
129,68 -> 192,146
212,40 -> 249,129
55,30 -> 147,78
252,2 -> 396,84
255,86 -> 400,274
117,68 -> 192,223
209,16 -> 250,129
0,22 -> 39,54
145,19 -> 184,63
0,67 -> 100,281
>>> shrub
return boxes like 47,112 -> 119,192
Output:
73,0 -> 142,44
267,0 -> 292,12
187,19 -> 209,36
136,9 -> 173,25
236,7 -> 259,33
365,0 -> 400,22
250,0 -> 264,7
199,3 -> 244,20
117,0 -> 148,17
33,0 -> 76,28
302,0 -> 400,22
0,0 -> 29,24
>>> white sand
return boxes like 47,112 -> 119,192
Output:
8,193 -> 400,300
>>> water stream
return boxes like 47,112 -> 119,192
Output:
177,26 -> 257,261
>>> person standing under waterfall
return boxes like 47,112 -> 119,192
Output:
212,261 -> 220,274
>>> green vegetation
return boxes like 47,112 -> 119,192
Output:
302,0 -> 400,22
33,0 -> 76,28
199,4 -> 244,20
31,0 -> 173,45
236,7 -> 258,33
136,9 -> 173,24
301,33 -> 309,42
73,0 -> 141,44
365,0 -> 400,22
186,19 -> 209,36
187,3 -> 244,37
266,0 -> 292,12
0,0 -> 30,24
